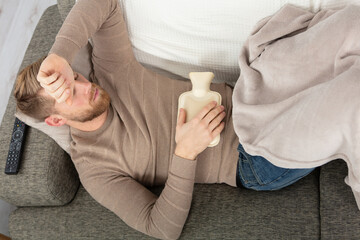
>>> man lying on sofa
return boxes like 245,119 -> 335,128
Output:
14,0 -> 360,239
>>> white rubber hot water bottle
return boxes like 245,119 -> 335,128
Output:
178,72 -> 222,147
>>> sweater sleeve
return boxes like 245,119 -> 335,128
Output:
77,155 -> 197,240
49,0 -> 135,68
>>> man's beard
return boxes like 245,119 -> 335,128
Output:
68,83 -> 111,123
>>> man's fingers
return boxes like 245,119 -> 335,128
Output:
177,108 -> 186,127
66,91 -> 73,105
47,75 -> 66,93
208,111 -> 226,131
57,88 -> 71,103
38,72 -> 60,85
53,84 -> 68,100
37,71 -> 49,82
203,105 -> 224,124
211,122 -> 225,138
196,101 -> 217,120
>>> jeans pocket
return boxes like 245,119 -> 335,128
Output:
237,151 -> 261,187
250,156 -> 290,186
237,144 -> 315,190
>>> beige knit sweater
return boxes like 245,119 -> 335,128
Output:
50,0 -> 239,239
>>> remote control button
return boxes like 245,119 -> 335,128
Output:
13,130 -> 23,140
10,142 -> 16,151
16,142 -> 22,151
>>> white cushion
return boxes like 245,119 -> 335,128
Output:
118,0 -> 359,85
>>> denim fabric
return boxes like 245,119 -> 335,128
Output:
236,144 -> 315,190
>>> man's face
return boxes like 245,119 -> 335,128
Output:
52,73 -> 110,122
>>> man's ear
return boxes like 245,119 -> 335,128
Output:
45,115 -> 67,127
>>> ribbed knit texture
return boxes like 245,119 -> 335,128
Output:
50,0 -> 239,239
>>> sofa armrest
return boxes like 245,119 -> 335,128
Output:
0,5 -> 80,207
57,0 -> 75,21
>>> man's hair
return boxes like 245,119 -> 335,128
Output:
14,56 -> 56,121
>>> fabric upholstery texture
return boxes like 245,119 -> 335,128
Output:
320,161 -> 360,239
10,172 -> 320,240
57,0 -> 76,21
0,5 -> 79,207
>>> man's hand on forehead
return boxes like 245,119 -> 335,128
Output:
37,54 -> 75,105
39,72 -> 72,103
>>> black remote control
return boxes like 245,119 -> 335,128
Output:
5,117 -> 27,174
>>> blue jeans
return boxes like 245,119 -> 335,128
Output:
236,144 -> 315,190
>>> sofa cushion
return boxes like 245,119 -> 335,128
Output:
0,5 -> 79,207
320,161 -> 360,239
9,170 -> 320,239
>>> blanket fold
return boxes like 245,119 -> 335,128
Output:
232,4 -> 360,209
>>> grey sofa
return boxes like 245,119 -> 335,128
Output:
1,1 -> 360,239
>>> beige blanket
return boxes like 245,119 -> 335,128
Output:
232,4 -> 360,209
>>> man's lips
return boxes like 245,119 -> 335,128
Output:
93,88 -> 98,101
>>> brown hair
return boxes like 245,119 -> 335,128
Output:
14,56 -> 56,120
